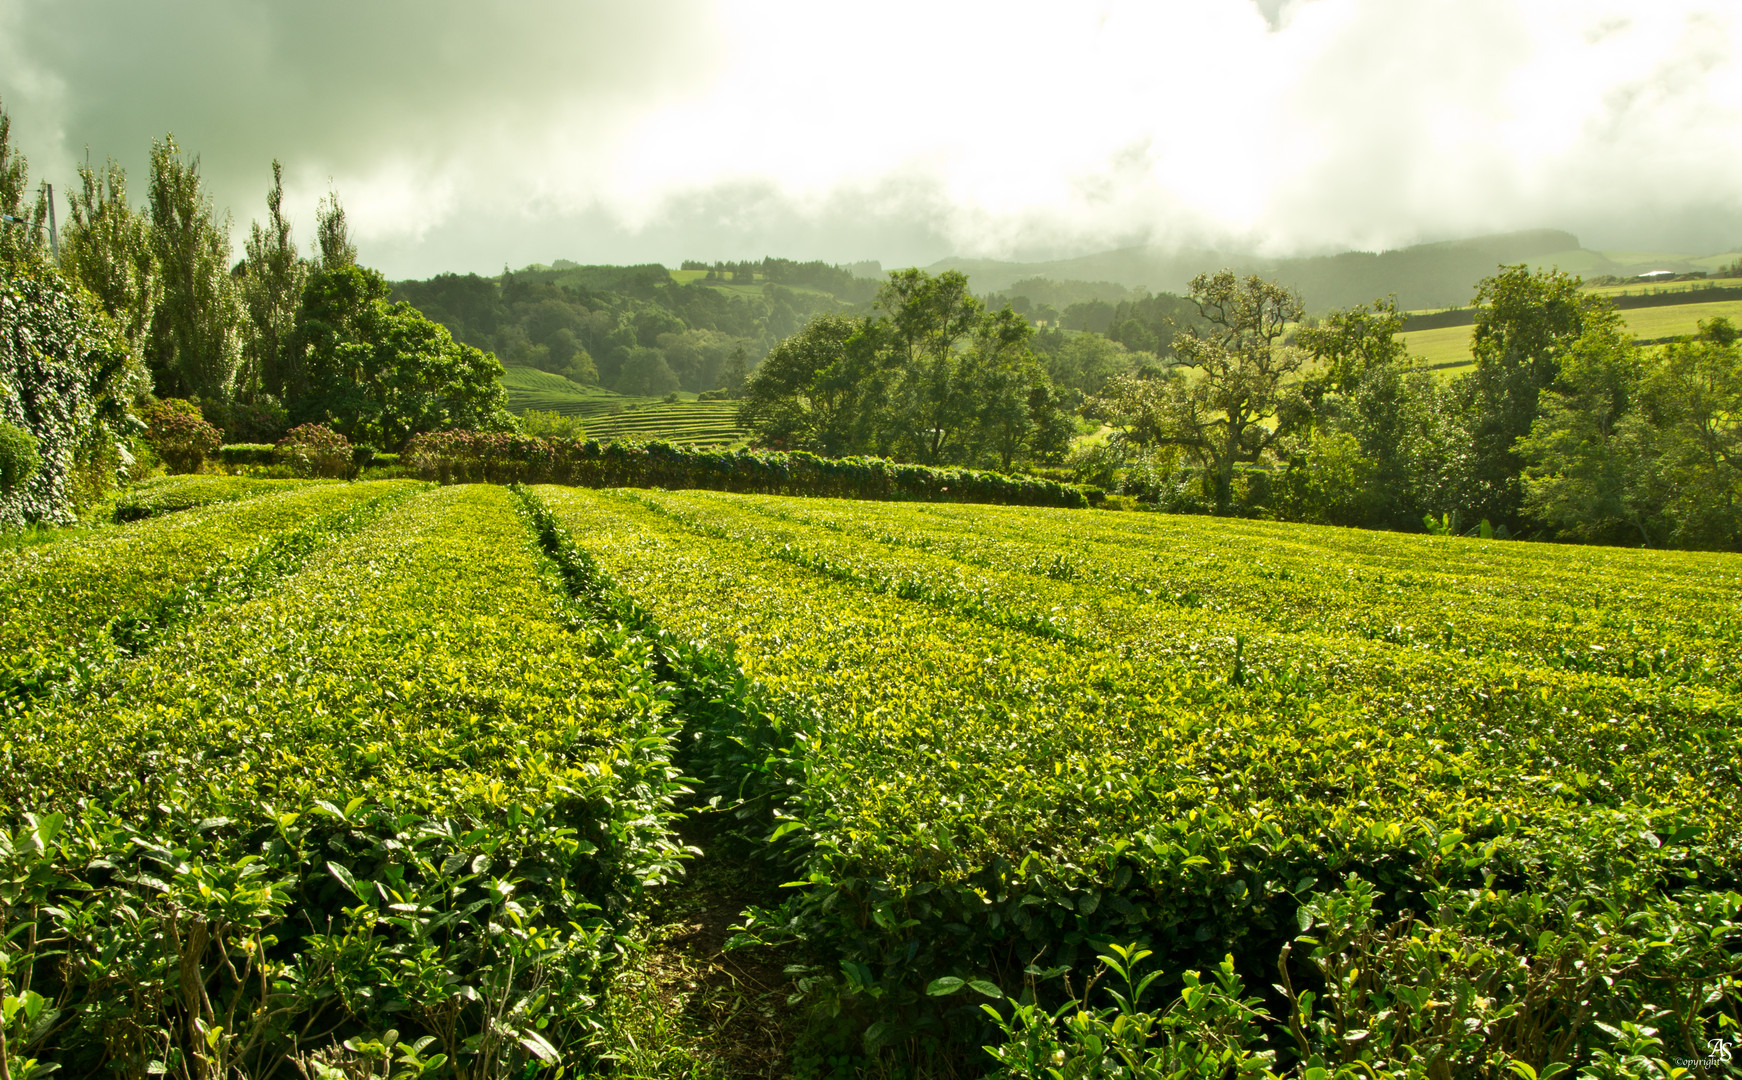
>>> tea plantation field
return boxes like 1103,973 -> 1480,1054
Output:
582,400 -> 747,445
3,477 -> 1739,1078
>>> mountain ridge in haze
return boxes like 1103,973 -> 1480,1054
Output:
928,229 -> 1738,313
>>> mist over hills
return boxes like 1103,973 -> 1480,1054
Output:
929,230 -> 1742,313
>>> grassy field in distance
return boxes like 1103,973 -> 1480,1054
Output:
1582,278 -> 1742,299
1400,299 -> 1742,376
1619,298 -> 1742,338
1398,324 -> 1476,372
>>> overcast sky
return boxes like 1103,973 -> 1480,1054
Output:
2,0 -> 1738,279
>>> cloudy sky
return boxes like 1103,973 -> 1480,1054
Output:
2,0 -> 1738,279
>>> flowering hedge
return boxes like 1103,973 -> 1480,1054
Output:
140,398 -> 222,474
402,431 -> 1091,508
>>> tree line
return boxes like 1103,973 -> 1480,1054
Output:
1084,267 -> 1742,549
6,88 -> 1734,549
1,100 -> 513,453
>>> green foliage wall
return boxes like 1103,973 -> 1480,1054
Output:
0,263 -> 141,528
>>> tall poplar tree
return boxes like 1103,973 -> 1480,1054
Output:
314,187 -> 357,269
240,160 -> 307,402
64,155 -> 159,364
146,135 -> 243,402
0,99 -> 48,267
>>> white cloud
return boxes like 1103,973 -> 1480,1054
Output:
2,0 -> 1738,276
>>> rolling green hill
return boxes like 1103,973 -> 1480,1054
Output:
500,365 -> 655,418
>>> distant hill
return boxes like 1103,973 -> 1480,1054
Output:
929,231 -> 1737,314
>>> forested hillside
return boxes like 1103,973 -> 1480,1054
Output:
390,257 -> 882,397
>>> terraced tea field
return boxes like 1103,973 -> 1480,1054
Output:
580,399 -> 747,445
502,366 -> 748,444
4,477 -> 1739,1077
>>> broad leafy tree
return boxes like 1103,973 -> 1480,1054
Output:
1461,264 -> 1620,526
1045,332 -> 1132,398
881,269 -> 988,462
1100,271 -> 1304,512
1518,322 -> 1652,544
1643,320 -> 1742,548
1287,298 -> 1434,527
737,314 -> 873,453
1522,317 -> 1741,550
739,269 -> 1068,469
290,262 -> 513,447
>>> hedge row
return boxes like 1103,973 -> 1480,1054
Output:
217,443 -> 277,466
402,430 -> 1092,508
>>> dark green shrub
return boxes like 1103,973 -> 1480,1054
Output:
140,399 -> 222,474
0,421 -> 40,493
202,397 -> 289,443
218,443 -> 277,467
275,422 -> 352,478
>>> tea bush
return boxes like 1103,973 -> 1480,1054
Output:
534,485 -> 1742,1074
0,481 -> 411,720
0,485 -> 688,1075
7,476 -> 1739,1076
